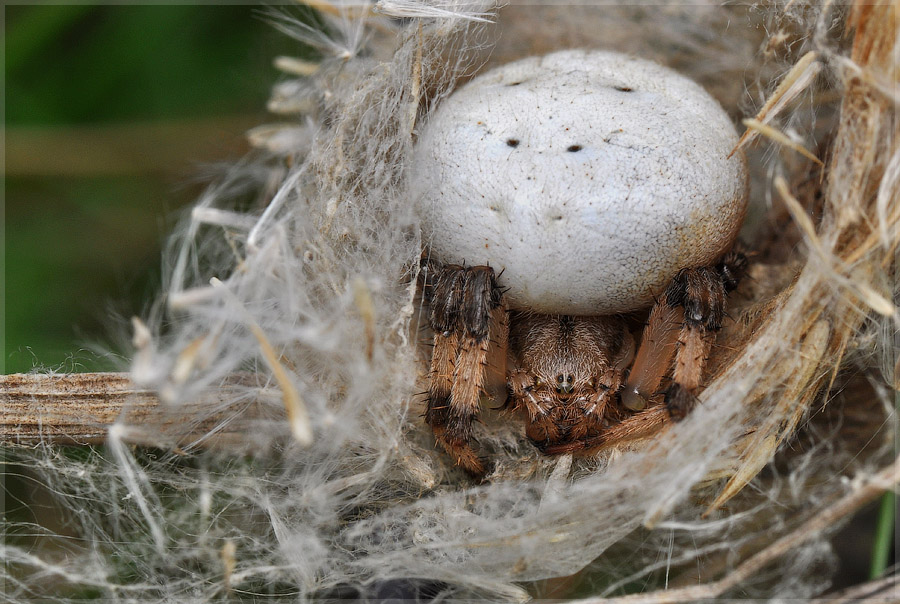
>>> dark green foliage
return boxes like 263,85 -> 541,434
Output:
5,5 -> 301,373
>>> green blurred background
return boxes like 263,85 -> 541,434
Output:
5,3 -> 300,374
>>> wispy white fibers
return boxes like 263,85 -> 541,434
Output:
108,423 -> 167,555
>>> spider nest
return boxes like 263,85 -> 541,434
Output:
6,1 -> 897,602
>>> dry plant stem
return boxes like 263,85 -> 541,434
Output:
742,118 -> 823,165
704,0 -> 899,509
706,319 -> 831,513
729,51 -> 820,157
0,372 -> 263,446
1,373 -> 149,443
828,0 -> 899,230
576,456 -> 900,604
810,571 -> 900,604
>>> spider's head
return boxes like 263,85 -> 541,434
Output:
509,313 -> 632,415
514,368 -> 620,446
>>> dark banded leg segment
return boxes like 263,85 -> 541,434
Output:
425,264 -> 502,475
664,251 -> 748,419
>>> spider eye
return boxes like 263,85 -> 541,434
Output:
555,374 -> 575,394
534,378 -> 543,388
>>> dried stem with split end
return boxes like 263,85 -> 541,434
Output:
0,372 -> 267,447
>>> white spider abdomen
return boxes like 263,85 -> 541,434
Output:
412,50 -> 748,314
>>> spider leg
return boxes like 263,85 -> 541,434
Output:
664,251 -> 748,419
425,263 -> 502,475
541,405 -> 671,455
622,250 -> 747,416
621,302 -> 683,411
484,296 -> 510,403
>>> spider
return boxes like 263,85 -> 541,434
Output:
412,50 -> 749,475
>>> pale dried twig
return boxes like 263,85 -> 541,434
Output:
810,571 -> 900,604
0,372 -> 267,446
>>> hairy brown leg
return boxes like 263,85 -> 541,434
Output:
483,297 -> 509,402
622,302 -> 683,411
541,405 -> 671,455
427,328 -> 459,454
664,250 -> 748,419
424,263 -> 502,475
424,265 -> 463,441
